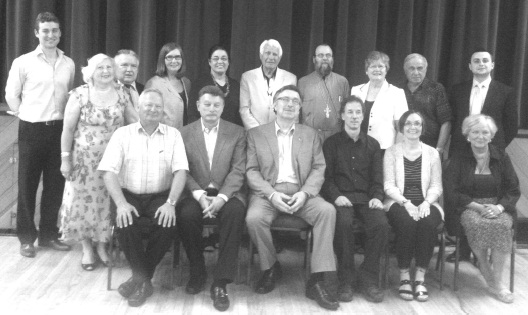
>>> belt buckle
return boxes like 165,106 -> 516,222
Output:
45,120 -> 55,126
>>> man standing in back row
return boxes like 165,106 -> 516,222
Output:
298,44 -> 350,142
239,39 -> 297,130
115,49 -> 144,109
5,12 -> 75,257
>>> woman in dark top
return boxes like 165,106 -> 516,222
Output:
383,110 -> 443,302
444,114 -> 520,304
188,44 -> 242,126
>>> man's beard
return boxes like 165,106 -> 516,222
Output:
317,62 -> 332,77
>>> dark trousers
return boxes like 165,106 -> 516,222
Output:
387,203 -> 442,269
334,204 -> 390,284
17,120 -> 65,244
177,197 -> 246,283
116,189 -> 177,281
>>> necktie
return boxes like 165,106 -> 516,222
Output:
470,84 -> 483,115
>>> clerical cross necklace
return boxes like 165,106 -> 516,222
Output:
324,104 -> 331,118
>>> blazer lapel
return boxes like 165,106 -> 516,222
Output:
191,122 -> 210,173
292,125 -> 303,180
481,80 -> 497,114
211,120 -> 228,170
263,124 -> 280,169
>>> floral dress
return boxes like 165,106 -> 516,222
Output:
60,84 -> 129,242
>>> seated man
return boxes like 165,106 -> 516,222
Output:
245,85 -> 339,310
98,88 -> 188,307
179,86 -> 247,311
321,95 -> 389,303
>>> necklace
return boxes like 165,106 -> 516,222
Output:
211,74 -> 230,97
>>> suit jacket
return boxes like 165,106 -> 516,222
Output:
449,79 -> 518,152
239,67 -> 297,130
180,119 -> 247,205
351,80 -> 408,149
383,142 -> 444,218
246,122 -> 325,198
136,81 -> 144,95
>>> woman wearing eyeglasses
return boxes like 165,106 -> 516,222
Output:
383,110 -> 443,302
145,42 -> 191,129
351,51 -> 408,150
188,44 -> 242,126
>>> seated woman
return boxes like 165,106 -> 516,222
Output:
384,110 -> 443,302
444,114 -> 520,303
60,53 -> 138,271
145,42 -> 191,129
188,44 -> 242,126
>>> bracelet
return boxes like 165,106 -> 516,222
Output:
60,152 -> 71,158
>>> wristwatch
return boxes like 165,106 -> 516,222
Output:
166,198 -> 176,206
400,199 -> 409,206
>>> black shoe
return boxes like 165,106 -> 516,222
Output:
255,261 -> 282,294
127,280 -> 153,307
186,275 -> 206,295
445,251 -> 471,263
20,244 -> 36,258
306,281 -> 340,310
337,282 -> 353,302
118,277 -> 140,298
38,239 -> 71,251
362,284 -> 384,303
210,285 -> 230,311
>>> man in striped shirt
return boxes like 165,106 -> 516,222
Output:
99,88 -> 188,307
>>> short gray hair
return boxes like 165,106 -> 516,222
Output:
403,53 -> 428,68
81,54 -> 116,84
461,114 -> 498,138
260,39 -> 283,58
115,49 -> 140,64
139,88 -> 164,106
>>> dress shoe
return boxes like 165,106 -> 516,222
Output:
128,280 -> 153,307
118,277 -> 140,298
210,285 -> 230,312
306,281 -> 340,310
185,275 -> 206,295
38,239 -> 71,251
20,244 -> 36,258
337,282 -> 353,302
362,284 -> 384,303
255,261 -> 282,294
445,251 -> 471,263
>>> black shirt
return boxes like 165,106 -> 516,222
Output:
322,130 -> 384,204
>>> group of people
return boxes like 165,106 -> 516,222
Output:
5,11 -> 520,311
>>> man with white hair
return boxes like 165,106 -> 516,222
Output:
239,39 -> 297,130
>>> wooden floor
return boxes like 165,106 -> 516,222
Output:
1,236 -> 528,314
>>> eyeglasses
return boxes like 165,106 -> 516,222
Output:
368,64 -> 386,70
277,97 -> 301,106
315,53 -> 333,59
165,55 -> 182,61
211,57 -> 229,62
404,121 -> 422,127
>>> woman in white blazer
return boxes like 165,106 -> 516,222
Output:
351,51 -> 408,149
383,110 -> 443,302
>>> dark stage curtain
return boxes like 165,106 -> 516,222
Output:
2,0 -> 527,128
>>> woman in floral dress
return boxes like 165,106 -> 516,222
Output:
59,54 -> 138,270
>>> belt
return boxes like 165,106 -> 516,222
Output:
205,187 -> 219,197
32,120 -> 62,126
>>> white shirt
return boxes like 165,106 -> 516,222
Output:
470,77 -> 492,115
275,122 -> 298,184
98,122 -> 189,194
5,46 -> 75,122
191,119 -> 228,202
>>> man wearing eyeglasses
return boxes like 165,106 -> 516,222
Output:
240,39 -> 297,130
246,85 -> 339,310
298,44 -> 350,142
115,49 -> 144,109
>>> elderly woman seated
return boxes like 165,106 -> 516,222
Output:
444,114 -> 520,303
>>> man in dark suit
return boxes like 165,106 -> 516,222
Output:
179,85 -> 247,312
115,49 -> 144,109
245,85 -> 339,310
447,48 -> 518,262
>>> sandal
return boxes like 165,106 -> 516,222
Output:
489,287 -> 514,304
398,279 -> 413,301
413,281 -> 429,302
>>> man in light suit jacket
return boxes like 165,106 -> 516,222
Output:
179,86 -> 247,312
447,48 -> 518,263
246,85 -> 339,310
240,39 -> 297,130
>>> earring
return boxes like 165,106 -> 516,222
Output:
467,138 -> 470,142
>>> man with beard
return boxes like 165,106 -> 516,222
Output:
298,44 -> 350,142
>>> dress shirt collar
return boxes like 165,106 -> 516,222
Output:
340,129 -> 366,144
261,66 -> 277,80
201,118 -> 219,134
405,77 -> 431,92
472,76 -> 492,89
33,45 -> 65,59
135,121 -> 166,135
275,121 -> 295,136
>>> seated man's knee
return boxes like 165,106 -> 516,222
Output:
245,206 -> 271,230
335,207 -> 354,230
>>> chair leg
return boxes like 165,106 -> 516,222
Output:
166,242 -> 176,290
107,227 -> 115,291
305,230 -> 312,281
439,232 -> 445,290
511,241 -> 515,293
454,236 -> 460,291
247,238 -> 254,286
